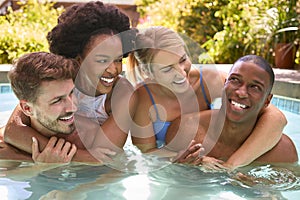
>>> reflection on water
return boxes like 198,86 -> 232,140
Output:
1,143 -> 300,199
106,143 -> 171,174
0,178 -> 32,200
149,164 -> 225,187
234,165 -> 300,191
39,165 -> 113,182
241,167 -> 300,199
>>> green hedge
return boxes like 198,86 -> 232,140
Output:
137,0 -> 299,66
0,0 -> 63,64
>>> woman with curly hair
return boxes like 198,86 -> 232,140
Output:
4,1 -> 137,163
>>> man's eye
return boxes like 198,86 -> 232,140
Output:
229,77 -> 238,82
249,85 -> 262,92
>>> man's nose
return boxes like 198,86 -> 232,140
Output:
66,93 -> 77,113
236,84 -> 248,98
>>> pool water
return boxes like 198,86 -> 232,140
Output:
1,145 -> 300,200
0,93 -> 300,199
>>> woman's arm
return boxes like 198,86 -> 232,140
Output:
4,105 -> 49,153
130,86 -> 157,153
130,103 -> 157,152
92,78 -> 137,152
224,104 -> 286,170
201,68 -> 227,102
131,105 -> 157,153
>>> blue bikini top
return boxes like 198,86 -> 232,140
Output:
200,67 -> 212,110
143,83 -> 171,148
143,67 -> 211,148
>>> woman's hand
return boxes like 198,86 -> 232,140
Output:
171,140 -> 204,165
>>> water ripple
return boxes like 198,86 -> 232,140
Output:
229,165 -> 300,191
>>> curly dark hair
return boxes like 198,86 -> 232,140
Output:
47,1 -> 135,58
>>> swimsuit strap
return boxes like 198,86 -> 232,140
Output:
143,83 -> 161,120
200,67 -> 211,109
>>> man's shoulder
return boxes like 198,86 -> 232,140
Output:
257,134 -> 298,163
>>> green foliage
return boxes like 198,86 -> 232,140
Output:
136,0 -> 224,63
0,0 -> 63,64
178,0 -> 225,46
137,0 -> 299,66
272,0 -> 299,42
204,0 -> 299,65
177,0 -> 227,63
136,0 -> 185,30
204,0 -> 253,63
270,0 -> 299,66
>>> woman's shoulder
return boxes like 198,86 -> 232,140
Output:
189,66 -> 200,77
200,67 -> 227,83
189,66 -> 224,81
112,76 -> 135,91
115,76 -> 133,86
134,81 -> 161,102
188,67 -> 200,83
134,81 -> 151,95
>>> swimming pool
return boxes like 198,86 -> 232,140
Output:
0,92 -> 300,199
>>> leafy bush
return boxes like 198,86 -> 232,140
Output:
0,0 -> 63,64
137,0 -> 299,66
200,0 -> 299,67
136,0 -> 224,63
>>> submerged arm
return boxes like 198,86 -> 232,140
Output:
224,104 -> 286,170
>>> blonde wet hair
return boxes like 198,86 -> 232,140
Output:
128,26 -> 188,83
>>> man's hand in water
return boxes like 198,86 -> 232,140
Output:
32,136 -> 77,164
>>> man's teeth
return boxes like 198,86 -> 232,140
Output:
100,77 -> 114,83
231,100 -> 247,109
60,115 -> 73,121
174,78 -> 186,84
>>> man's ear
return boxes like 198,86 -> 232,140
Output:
264,93 -> 273,108
19,100 -> 33,116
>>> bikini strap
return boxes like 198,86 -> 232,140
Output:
200,67 -> 212,109
143,83 -> 161,120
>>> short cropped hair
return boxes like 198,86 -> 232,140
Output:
8,52 -> 79,103
232,55 -> 275,93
